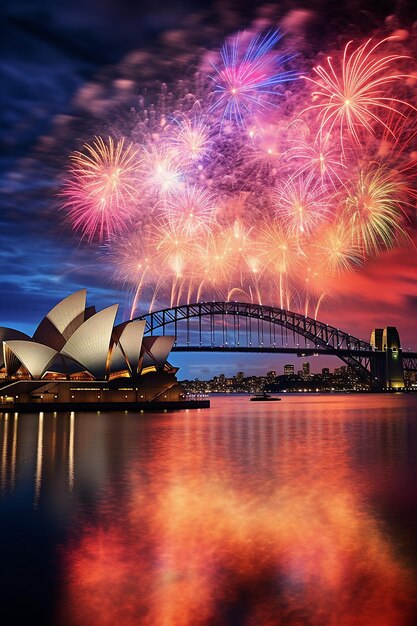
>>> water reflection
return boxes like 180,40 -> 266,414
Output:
34,412 -> 44,508
68,412 -> 75,493
0,411 -> 81,505
0,412 -> 8,494
1,396 -> 417,625
62,398 -> 417,626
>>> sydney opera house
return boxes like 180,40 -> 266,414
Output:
0,290 -> 208,411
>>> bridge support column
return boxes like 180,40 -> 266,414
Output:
370,327 -> 404,390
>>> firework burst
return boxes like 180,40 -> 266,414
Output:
344,166 -> 407,255
209,30 -> 297,124
63,136 -> 140,242
164,185 -> 216,236
313,222 -> 363,276
274,175 -> 329,236
304,37 -> 414,150
140,144 -> 184,196
288,129 -> 347,188
169,117 -> 211,162
152,219 -> 199,277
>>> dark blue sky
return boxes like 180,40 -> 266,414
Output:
2,0 -> 417,378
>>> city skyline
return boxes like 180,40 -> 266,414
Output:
181,360 -> 416,388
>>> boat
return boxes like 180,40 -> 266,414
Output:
250,393 -> 281,402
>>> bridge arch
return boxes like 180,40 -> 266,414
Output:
137,302 -> 379,387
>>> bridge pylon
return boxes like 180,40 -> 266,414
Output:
370,327 -> 405,390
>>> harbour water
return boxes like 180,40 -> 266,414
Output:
1,394 -> 417,625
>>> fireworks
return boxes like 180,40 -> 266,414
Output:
313,222 -> 363,276
140,145 -> 184,196
169,117 -> 211,162
152,219 -> 198,277
195,231 -> 235,288
258,222 -> 300,274
164,186 -> 216,236
304,37 -> 413,150
62,137 -> 139,242
62,27 -> 416,317
288,129 -> 347,188
344,167 -> 407,256
209,29 -> 297,124
274,175 -> 329,236
257,222 -> 300,308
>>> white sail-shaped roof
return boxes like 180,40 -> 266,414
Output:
118,320 -> 146,375
46,289 -> 87,340
0,328 -> 31,367
61,304 -> 118,379
141,336 -> 175,370
2,346 -> 21,376
4,340 -> 57,378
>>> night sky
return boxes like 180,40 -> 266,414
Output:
2,0 -> 417,378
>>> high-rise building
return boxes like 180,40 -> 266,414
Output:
284,364 -> 294,376
236,371 -> 244,382
322,367 -> 330,377
267,370 -> 276,381
302,362 -> 310,378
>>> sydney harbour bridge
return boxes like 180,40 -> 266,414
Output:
137,301 -> 417,390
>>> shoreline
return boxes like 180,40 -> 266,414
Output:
0,399 -> 210,413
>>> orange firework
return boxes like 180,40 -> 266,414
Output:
152,219 -> 199,278
195,230 -> 235,285
258,221 -> 300,308
313,222 -> 363,276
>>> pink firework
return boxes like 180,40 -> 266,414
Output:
247,122 -> 285,170
194,230 -> 235,293
257,221 -> 300,308
288,129 -> 347,188
140,144 -> 183,196
164,185 -> 216,236
169,117 -> 211,162
274,175 -> 329,236
304,37 -> 413,149
63,136 -> 140,242
108,229 -> 155,287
